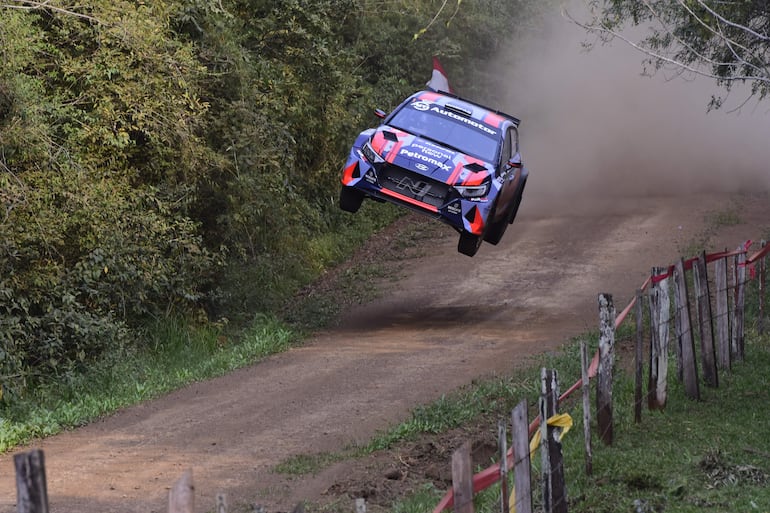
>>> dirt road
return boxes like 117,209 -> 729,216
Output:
0,189 -> 766,513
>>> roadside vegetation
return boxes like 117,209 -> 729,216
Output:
0,0 -> 554,447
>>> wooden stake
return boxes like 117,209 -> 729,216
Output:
540,369 -> 567,513
673,258 -> 699,400
168,469 -> 194,513
452,442 -> 474,513
511,400 -> 532,513
714,255 -> 731,370
216,493 -> 227,513
733,250 -> 747,361
693,251 -> 718,387
648,269 -> 671,409
14,449 -> 49,513
580,340 -> 593,475
760,240 -> 767,335
597,293 -> 615,445
498,420 -> 509,513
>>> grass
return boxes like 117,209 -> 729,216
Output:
274,452 -> 350,476
0,314 -> 296,452
561,331 -> 770,513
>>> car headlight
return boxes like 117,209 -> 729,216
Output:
455,182 -> 490,199
361,142 -> 385,165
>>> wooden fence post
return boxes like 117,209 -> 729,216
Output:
498,420 -> 509,513
452,442 -> 474,513
216,493 -> 227,513
540,369 -> 567,513
714,255 -> 731,370
693,251 -> 718,387
733,249 -> 747,361
168,469 -> 194,513
14,449 -> 49,513
648,269 -> 671,409
673,258 -> 700,400
580,340 -> 593,475
760,240 -> 767,335
633,289 -> 644,423
511,400 -> 533,513
597,293 -> 615,445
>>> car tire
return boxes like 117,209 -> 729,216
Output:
508,179 -> 527,225
339,187 -> 364,213
458,231 -> 482,257
483,214 -> 509,245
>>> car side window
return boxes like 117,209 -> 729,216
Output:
510,127 -> 519,156
500,128 -> 512,168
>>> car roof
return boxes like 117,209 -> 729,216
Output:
407,90 -> 521,129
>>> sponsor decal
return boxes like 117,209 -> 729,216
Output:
430,106 -> 497,135
399,148 -> 451,172
414,163 -> 429,171
412,100 -> 431,111
411,142 -> 452,160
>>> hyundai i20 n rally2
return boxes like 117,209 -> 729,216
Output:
339,90 -> 528,257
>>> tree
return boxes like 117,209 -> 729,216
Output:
568,1 -> 770,109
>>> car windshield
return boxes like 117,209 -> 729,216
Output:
388,102 -> 500,162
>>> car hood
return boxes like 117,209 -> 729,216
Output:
370,126 -> 494,186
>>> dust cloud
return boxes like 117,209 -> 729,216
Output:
491,3 -> 770,203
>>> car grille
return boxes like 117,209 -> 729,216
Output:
379,166 -> 450,209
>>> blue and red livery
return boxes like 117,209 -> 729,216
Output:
340,90 -> 528,256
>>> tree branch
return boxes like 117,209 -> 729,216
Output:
1,0 -> 103,24
564,3 -> 770,87
694,0 -> 770,42
673,0 -> 765,75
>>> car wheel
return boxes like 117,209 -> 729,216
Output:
339,187 -> 364,213
458,231 -> 482,257
508,179 -> 527,224
483,214 -> 508,245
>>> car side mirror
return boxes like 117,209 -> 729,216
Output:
374,109 -> 386,119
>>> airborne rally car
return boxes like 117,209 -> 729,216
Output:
339,90 -> 528,256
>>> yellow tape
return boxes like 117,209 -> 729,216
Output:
509,413 -> 573,513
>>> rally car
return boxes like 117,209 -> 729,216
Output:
339,90 -> 528,256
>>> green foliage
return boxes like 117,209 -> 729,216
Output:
0,0 -> 532,399
0,3 -> 220,397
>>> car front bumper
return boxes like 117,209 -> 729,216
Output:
341,150 -> 494,236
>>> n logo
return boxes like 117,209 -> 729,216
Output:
394,176 -> 432,197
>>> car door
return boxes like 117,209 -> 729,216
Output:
495,126 -> 519,214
